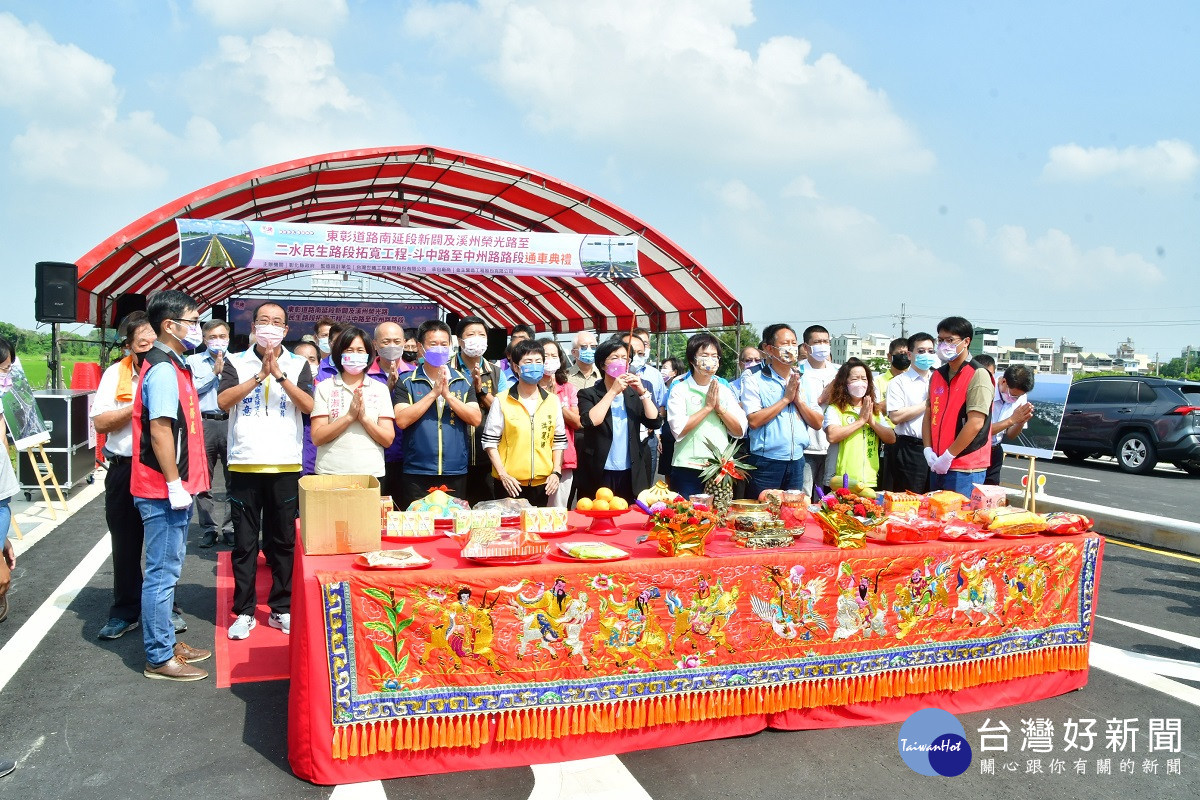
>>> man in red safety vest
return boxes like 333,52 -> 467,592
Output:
922,315 -> 995,498
131,290 -> 212,682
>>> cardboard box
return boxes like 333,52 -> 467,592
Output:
299,474 -> 382,555
968,483 -> 1008,511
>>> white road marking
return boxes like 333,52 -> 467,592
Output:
0,533 -> 112,694
328,781 -> 387,799
1098,615 -> 1200,651
1001,464 -> 1099,483
529,755 -> 654,800
1090,642 -> 1200,709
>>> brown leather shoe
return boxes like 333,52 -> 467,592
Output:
174,641 -> 212,664
143,656 -> 208,682
0,593 -> 8,624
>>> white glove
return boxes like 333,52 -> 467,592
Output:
923,447 -> 937,468
931,451 -> 955,475
167,479 -> 192,510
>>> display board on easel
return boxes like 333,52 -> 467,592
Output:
0,360 -> 68,518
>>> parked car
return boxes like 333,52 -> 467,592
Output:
1058,376 -> 1200,474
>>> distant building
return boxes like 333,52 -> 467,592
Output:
996,348 -> 1041,371
1053,339 -> 1083,374
1014,337 -> 1054,373
832,328 -> 891,364
970,327 -> 999,358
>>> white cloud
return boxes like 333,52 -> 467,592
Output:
0,12 -> 119,123
405,0 -> 934,173
966,219 -> 1165,288
0,13 -> 183,190
780,175 -> 820,200
710,178 -> 763,211
193,0 -> 348,31
181,29 -> 407,167
1043,139 -> 1199,183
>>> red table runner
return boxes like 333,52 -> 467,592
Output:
289,512 -> 1103,784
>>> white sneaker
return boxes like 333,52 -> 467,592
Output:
268,612 -> 291,635
228,614 -> 256,640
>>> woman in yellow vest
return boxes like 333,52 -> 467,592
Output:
481,338 -> 567,507
822,358 -> 896,490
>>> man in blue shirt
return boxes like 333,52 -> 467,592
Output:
741,323 -> 825,498
187,320 -> 233,548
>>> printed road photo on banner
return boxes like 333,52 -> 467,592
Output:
1003,373 -> 1070,460
1,360 -> 51,451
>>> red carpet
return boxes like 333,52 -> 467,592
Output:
214,551 -> 291,688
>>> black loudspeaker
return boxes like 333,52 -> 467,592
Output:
35,261 -> 78,323
211,303 -> 227,321
444,311 -> 462,332
486,327 -> 509,361
112,292 -> 148,328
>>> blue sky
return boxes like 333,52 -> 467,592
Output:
1,1 -> 1196,358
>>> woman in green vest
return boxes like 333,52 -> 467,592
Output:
665,333 -> 748,498
822,358 -> 896,490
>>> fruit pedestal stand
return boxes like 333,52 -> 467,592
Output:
573,509 -> 627,536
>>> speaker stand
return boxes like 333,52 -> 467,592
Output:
49,322 -> 62,391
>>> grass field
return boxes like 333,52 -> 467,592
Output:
16,354 -> 104,389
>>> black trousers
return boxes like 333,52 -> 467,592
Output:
382,459 -> 405,509
104,457 -> 144,622
400,473 -> 468,511
465,460 -> 495,506
890,436 -> 930,494
229,471 -> 299,617
984,443 -> 1005,486
491,478 -> 550,508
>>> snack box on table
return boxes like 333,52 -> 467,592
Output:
299,474 -> 382,555
968,483 -> 1008,511
521,507 -> 569,534
385,510 -> 436,537
450,508 -> 503,535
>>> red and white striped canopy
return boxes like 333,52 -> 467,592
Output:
75,145 -> 742,333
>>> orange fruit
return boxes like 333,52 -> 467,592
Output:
610,497 -> 629,511
576,497 -> 594,512
595,487 -> 614,502
592,499 -> 611,512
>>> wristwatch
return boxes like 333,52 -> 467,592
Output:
551,470 -> 562,478
276,374 -> 289,384
253,374 -> 265,384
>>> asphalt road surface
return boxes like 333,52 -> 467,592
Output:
1000,452 -> 1200,518
0,465 -> 1196,799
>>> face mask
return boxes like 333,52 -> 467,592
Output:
777,345 -> 799,364
544,357 -> 561,374
317,337 -> 330,354
631,355 -> 647,371
175,321 -> 203,349
519,363 -> 545,383
460,336 -> 487,358
808,344 -> 830,363
891,353 -> 911,371
660,368 -> 674,382
423,345 -> 451,368
696,356 -> 718,374
605,360 -> 628,379
341,352 -> 369,375
577,347 -> 596,365
254,324 -> 285,350
402,349 -> 419,364
847,381 -> 869,399
0,372 -> 11,393
377,344 -> 405,362
937,341 -> 962,361
914,353 -> 938,371
206,338 -> 229,354
999,385 -> 1017,404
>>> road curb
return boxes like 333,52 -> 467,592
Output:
1004,488 -> 1200,556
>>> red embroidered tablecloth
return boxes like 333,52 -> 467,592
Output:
289,512 -> 1103,784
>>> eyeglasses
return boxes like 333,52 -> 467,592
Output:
742,358 -> 762,366
937,336 -> 963,345
255,318 -> 286,326
171,317 -> 201,325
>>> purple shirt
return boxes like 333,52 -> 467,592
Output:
368,358 -> 411,463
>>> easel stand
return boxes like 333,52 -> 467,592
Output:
26,444 -> 68,519
1019,455 -> 1047,513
